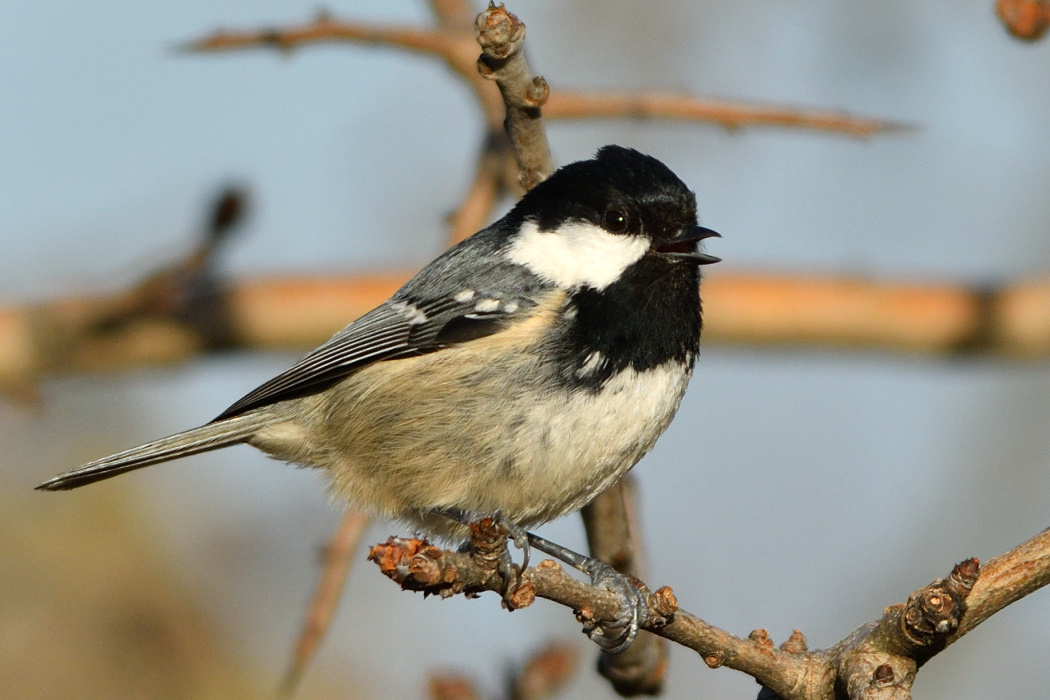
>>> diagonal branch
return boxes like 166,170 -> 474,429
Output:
949,526 -> 1050,637
369,523 -> 1050,700
180,9 -> 505,130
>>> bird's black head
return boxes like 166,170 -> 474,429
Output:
504,145 -> 719,292
502,146 -> 720,386
520,145 -> 697,237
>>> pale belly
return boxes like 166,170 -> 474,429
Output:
250,343 -> 692,538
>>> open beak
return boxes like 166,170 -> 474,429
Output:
655,225 -> 721,265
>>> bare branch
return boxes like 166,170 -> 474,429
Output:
178,9 -> 900,142
12,270 -> 1050,402
180,14 -> 465,66
950,527 -> 1050,636
369,525 -> 1050,700
281,510 -> 370,697
703,273 -> 1050,356
474,5 -> 554,190
544,91 -> 907,138
179,11 -> 504,130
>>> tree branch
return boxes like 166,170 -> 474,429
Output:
9,269 -> 1050,401
474,4 -> 554,190
178,8 -> 901,139
280,510 -> 370,697
369,524 -> 1049,700
949,526 -> 1050,637
543,91 -> 909,138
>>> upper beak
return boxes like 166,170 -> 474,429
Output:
655,225 -> 721,265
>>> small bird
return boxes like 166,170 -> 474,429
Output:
38,145 -> 719,649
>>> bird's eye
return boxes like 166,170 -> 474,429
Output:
603,210 -> 630,233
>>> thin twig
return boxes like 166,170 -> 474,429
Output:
474,4 -> 554,190
544,91 -> 908,138
280,510 -> 370,697
177,10 -> 901,138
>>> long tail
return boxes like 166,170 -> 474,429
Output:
35,412 -> 271,491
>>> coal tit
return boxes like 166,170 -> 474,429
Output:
38,144 -> 719,591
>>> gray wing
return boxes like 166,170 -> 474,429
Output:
214,232 -> 551,420
214,303 -> 418,419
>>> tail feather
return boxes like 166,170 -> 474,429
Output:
36,413 -> 270,491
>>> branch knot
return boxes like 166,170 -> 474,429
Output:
901,558 -> 979,646
475,3 -> 525,63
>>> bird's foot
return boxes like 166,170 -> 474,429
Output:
526,532 -> 649,653
430,508 -> 648,650
431,506 -> 530,605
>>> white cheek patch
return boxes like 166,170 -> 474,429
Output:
507,220 -> 650,290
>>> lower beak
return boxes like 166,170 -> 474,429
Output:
656,226 -> 721,265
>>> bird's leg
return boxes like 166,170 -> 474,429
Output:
431,506 -> 530,596
431,507 -> 647,653
525,531 -> 649,654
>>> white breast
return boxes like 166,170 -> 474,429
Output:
498,362 -> 692,526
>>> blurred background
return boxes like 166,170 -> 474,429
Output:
3,1 -> 1050,698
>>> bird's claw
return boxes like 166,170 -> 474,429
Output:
490,509 -> 531,572
581,559 -> 649,653
523,532 -> 649,653
431,507 -> 648,650
432,506 -> 531,603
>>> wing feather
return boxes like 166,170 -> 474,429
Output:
214,304 -> 416,420
214,227 -> 552,420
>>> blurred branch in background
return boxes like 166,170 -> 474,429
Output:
180,8 -> 901,138
281,510 -> 371,696
179,3 -> 900,244
998,0 -> 1050,40
427,641 -> 579,700
7,266 -> 1050,402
